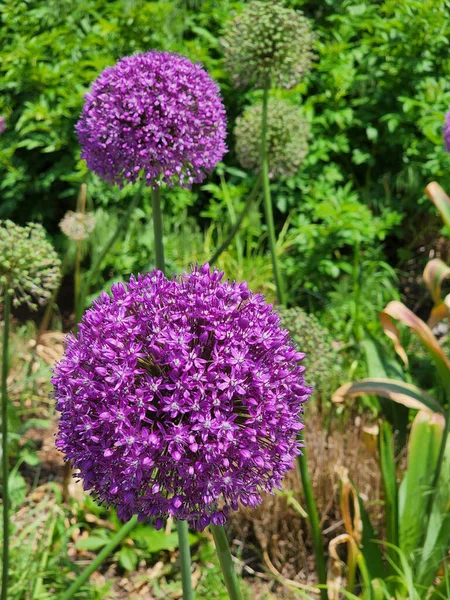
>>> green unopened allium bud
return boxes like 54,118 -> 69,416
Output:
222,0 -> 314,89
235,99 -> 310,179
59,211 -> 96,241
0,221 -> 61,310
278,307 -> 341,398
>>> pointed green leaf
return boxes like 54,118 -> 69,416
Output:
399,412 -> 444,560
423,258 -> 450,305
379,421 -> 399,554
417,432 -> 450,587
332,378 -> 444,414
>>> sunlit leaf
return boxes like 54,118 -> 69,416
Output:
332,378 -> 443,414
428,295 -> 450,329
380,301 -> 450,391
399,411 -> 444,561
425,182 -> 450,232
423,258 -> 450,304
75,535 -> 108,551
379,420 -> 398,565
118,546 -> 138,571
417,429 -> 450,587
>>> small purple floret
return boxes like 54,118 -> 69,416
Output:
53,265 -> 311,529
76,51 -> 227,188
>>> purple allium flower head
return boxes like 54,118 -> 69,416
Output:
53,265 -> 311,530
76,52 -> 227,188
444,110 -> 450,152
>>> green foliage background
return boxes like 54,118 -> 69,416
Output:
1,0 -> 450,307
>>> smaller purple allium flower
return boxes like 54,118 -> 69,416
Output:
76,51 -> 227,188
444,110 -> 450,152
53,265 -> 311,530
0,117 -> 5,135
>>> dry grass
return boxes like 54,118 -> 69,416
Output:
229,407 -> 384,584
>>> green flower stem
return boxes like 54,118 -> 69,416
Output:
177,520 -> 195,600
261,78 -> 286,305
75,183 -> 143,324
152,187 -> 165,272
38,250 -> 71,338
297,450 -> 327,600
74,241 -> 82,321
1,292 -> 11,600
210,524 -> 242,600
151,187 -> 195,600
60,515 -> 138,600
209,174 -> 262,266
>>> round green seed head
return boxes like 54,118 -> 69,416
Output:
278,307 -> 341,398
0,221 -> 61,310
222,0 -> 315,89
234,99 -> 310,179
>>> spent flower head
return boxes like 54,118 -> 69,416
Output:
53,265 -> 311,529
76,51 -> 227,188
59,211 -> 96,241
235,99 -> 310,179
223,0 -> 314,89
0,221 -> 61,309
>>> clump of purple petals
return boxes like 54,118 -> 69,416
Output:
444,110 -> 450,153
76,51 -> 227,188
53,265 -> 311,530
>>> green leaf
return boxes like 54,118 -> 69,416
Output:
130,526 -> 197,553
417,431 -> 450,587
118,546 -> 138,572
75,535 -> 109,551
332,378 -> 444,414
21,450 -> 40,466
379,421 -> 399,573
366,126 -> 378,141
399,412 -> 444,560
8,471 -> 27,509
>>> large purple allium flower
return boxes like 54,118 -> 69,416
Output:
76,52 -> 227,188
53,265 -> 311,530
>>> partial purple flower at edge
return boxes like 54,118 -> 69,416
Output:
76,51 -> 227,188
0,117 -> 6,135
53,265 -> 312,530
444,109 -> 450,152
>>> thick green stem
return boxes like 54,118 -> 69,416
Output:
297,450 -> 327,600
151,188 -> 194,598
60,515 -> 138,600
74,241 -> 82,326
209,175 -> 262,266
152,187 -> 165,272
1,292 -> 11,600
210,524 -> 242,600
38,250 -> 71,338
261,79 -> 286,305
76,184 -> 143,324
177,520 -> 194,600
